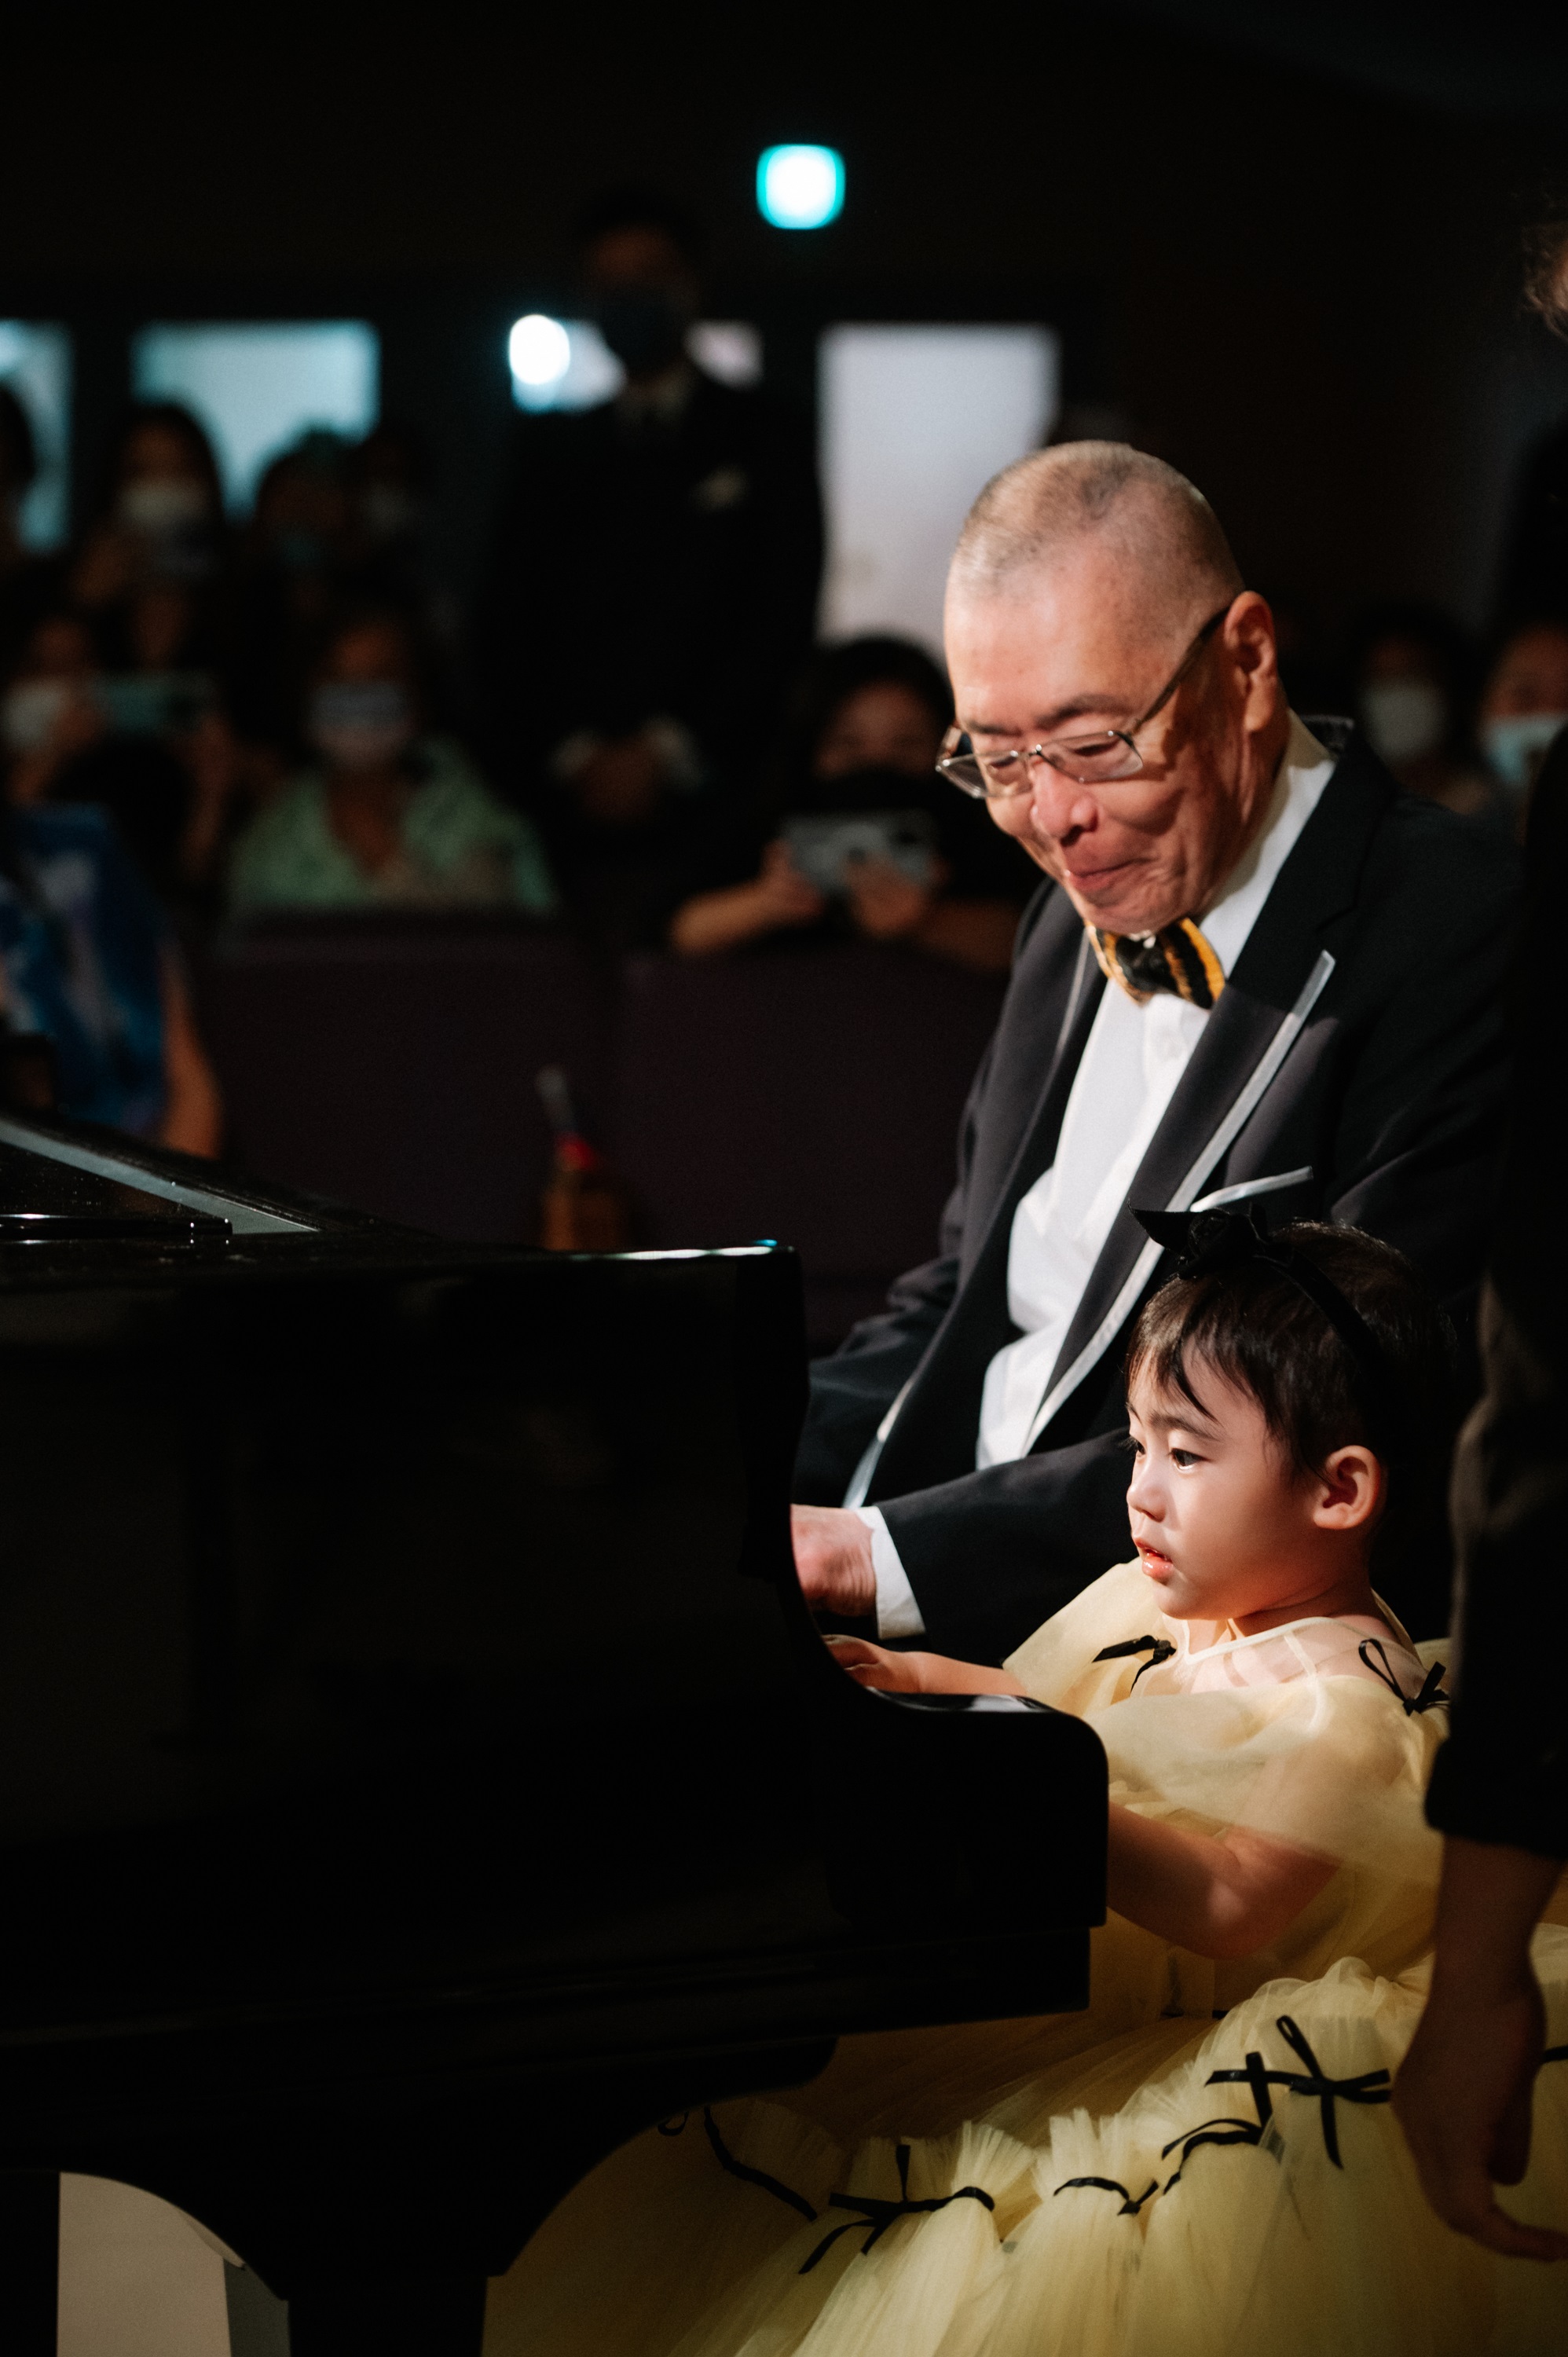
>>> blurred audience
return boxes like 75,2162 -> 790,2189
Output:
228,610 -> 556,917
2,612 -> 105,805
2,606 -> 240,918
1476,617 -> 1568,817
0,797 -> 221,1152
474,187 -> 822,948
343,422 -> 460,660
225,430 -> 354,756
1349,602 -> 1500,823
0,384 -> 64,675
1494,222 -> 1568,629
668,637 -> 1034,972
71,403 -> 227,626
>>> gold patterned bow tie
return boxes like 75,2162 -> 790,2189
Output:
1088,918 -> 1225,1010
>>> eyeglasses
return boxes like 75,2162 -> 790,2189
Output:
936,602 -> 1234,799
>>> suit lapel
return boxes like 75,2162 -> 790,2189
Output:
1030,741 -> 1391,1439
959,922 -> 1104,1287
866,902 -> 1105,1501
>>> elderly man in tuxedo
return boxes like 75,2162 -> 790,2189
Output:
793,442 -> 1515,1659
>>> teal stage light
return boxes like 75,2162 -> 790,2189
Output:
757,145 -> 844,231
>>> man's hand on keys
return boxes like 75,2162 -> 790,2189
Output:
790,1505 -> 877,1618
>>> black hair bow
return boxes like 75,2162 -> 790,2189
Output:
1134,1205 -> 1407,1453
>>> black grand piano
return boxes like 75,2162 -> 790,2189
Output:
0,1109 -> 1106,2354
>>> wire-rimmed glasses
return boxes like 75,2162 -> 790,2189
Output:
936,602 -> 1234,799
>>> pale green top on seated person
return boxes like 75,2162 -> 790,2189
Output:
227,737 -> 559,918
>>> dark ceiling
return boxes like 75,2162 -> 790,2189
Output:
1107,1 -> 1568,116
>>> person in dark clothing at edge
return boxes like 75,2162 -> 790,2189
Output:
1394,222 -> 1568,2265
1394,722 -> 1568,2265
472,190 -> 824,948
790,442 -> 1517,1666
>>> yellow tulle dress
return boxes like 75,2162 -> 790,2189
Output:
485,1563 -> 1568,2357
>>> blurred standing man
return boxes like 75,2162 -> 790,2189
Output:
474,191 -> 822,945
793,442 -> 1516,1659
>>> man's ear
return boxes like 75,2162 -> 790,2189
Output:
1310,1443 -> 1383,1534
1227,592 -> 1280,725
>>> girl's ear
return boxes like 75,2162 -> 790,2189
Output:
1310,1443 -> 1383,1534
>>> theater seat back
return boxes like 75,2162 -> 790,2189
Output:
200,918 -> 611,1243
613,945 -> 1006,1345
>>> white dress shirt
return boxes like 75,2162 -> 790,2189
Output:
857,714 -> 1335,1640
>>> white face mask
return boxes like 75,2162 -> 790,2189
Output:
2,677 -> 74,753
117,477 -> 211,536
308,679 -> 416,772
1359,679 -> 1447,766
1480,711 -> 1568,794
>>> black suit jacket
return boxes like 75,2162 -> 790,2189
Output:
796,727 -> 1519,1659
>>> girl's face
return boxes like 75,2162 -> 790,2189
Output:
1125,1358 -> 1381,1630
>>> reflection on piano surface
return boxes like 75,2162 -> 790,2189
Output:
0,1110 -> 1106,2355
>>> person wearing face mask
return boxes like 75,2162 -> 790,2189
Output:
472,189 -> 823,948
2,603 -> 247,922
1475,618 -> 1568,818
1349,603 -> 1502,828
227,611 -> 557,917
0,613 -> 105,808
668,636 -> 1034,970
0,613 -> 222,1153
71,404 -> 226,621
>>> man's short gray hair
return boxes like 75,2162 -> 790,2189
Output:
951,442 -> 1243,612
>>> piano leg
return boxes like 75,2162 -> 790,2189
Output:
0,2171 -> 58,2357
284,2271 -> 488,2356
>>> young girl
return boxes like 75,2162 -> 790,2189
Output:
486,1220 -> 1568,2357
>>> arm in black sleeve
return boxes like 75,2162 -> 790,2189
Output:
1425,729 -> 1568,1857
794,1019 -> 1001,1505
1426,1266 -> 1568,1860
882,1428 -> 1134,1662
793,1251 -> 960,1504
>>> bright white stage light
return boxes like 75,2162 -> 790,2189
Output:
757,145 -> 844,231
507,313 -> 572,390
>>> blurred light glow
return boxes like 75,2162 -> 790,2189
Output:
687,321 -> 763,386
757,145 -> 844,230
508,317 -> 766,412
508,313 -> 572,388
508,317 -> 624,412
132,321 -> 379,514
0,321 -> 71,549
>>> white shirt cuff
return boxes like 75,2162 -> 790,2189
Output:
852,1506 -> 926,1641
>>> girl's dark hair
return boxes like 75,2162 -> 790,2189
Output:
1126,1222 -> 1456,1586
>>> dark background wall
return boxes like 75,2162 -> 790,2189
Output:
5,1 -> 1568,629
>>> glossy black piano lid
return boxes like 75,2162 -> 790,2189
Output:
0,1116 -> 1105,2300
0,1135 -> 232,1243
